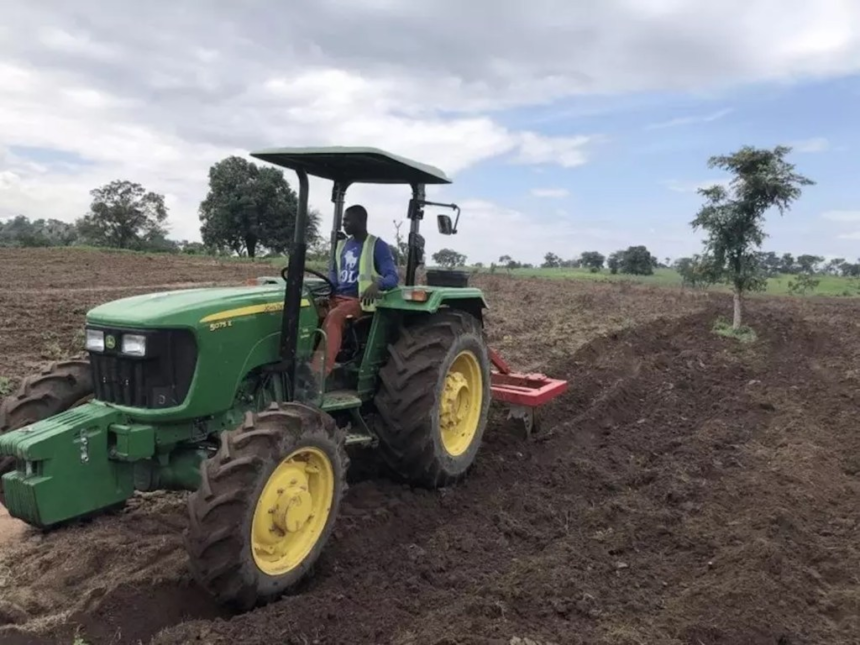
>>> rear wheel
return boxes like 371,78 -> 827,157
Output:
0,360 -> 93,508
374,310 -> 491,487
185,402 -> 348,610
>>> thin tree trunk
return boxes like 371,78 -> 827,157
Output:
733,288 -> 743,329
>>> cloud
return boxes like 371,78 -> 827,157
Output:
791,137 -> 831,153
416,198 -> 622,264
645,108 -> 734,130
37,26 -> 118,61
531,188 -> 570,198
837,231 -> 860,240
511,132 -> 595,167
0,60 -> 596,240
821,210 -> 860,222
4,1 -> 860,252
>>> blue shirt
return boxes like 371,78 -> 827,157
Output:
330,236 -> 399,297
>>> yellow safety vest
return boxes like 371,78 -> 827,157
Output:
335,234 -> 381,312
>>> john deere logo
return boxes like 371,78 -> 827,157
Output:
105,335 -> 116,350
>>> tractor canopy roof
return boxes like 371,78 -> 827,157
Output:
249,146 -> 451,185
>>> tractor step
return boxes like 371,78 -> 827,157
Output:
321,390 -> 363,411
344,433 -> 375,446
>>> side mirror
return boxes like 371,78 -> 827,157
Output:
437,214 -> 454,235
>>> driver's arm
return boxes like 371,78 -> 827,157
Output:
374,239 -> 399,290
328,260 -> 339,289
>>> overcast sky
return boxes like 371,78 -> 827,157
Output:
3,0 -> 860,264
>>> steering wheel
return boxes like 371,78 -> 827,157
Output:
279,266 -> 336,298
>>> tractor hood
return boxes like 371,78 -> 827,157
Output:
86,284 -> 295,329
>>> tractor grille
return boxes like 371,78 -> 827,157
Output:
88,328 -> 197,409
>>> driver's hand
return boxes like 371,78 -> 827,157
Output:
360,281 -> 382,305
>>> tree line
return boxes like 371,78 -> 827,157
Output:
0,156 -> 329,259
0,181 -> 180,253
433,144 -> 850,331
429,246 -> 661,275
673,252 -> 860,283
539,247 -> 660,275
392,242 -> 860,284
0,144 -> 846,330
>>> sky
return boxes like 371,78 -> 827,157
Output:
2,0 -> 860,265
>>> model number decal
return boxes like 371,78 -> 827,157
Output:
209,320 -> 233,332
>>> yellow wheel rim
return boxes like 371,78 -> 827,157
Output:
439,350 -> 483,457
251,446 -> 335,576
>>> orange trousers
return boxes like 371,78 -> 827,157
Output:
311,295 -> 364,378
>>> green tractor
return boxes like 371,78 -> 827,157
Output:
0,147 -> 566,610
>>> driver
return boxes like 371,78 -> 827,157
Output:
310,204 -> 399,379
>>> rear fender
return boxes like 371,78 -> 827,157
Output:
355,291 -> 487,397
376,288 -> 488,325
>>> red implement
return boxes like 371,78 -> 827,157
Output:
488,348 -> 568,407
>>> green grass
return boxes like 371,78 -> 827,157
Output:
765,273 -> 860,297
498,267 -> 860,298
712,317 -> 758,344
504,266 -> 683,286
13,246 -> 859,298
0,376 -> 12,397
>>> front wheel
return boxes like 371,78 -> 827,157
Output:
185,403 -> 348,611
374,309 -> 491,488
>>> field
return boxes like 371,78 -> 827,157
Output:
1,247 -> 859,645
505,267 -> 860,298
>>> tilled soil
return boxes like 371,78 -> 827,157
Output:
0,248 -> 859,644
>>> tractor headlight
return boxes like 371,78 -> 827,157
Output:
85,329 -> 105,352
121,334 -> 147,357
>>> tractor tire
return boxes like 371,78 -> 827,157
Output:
185,402 -> 348,611
0,360 -> 93,508
374,309 -> 491,488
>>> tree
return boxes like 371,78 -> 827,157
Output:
76,180 -> 168,249
178,241 -> 209,255
841,261 -> 860,278
392,220 -> 408,266
579,251 -> 605,272
691,145 -> 814,329
498,254 -> 519,273
141,231 -> 180,253
198,156 -> 320,258
780,252 -> 796,274
607,251 -> 621,274
542,252 -> 561,268
758,251 -> 781,277
788,272 -> 820,295
0,216 -> 82,248
825,258 -> 846,276
796,254 -> 824,274
675,254 -> 719,289
613,245 -> 656,275
432,248 -> 467,268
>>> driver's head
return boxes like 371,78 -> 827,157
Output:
343,204 -> 368,237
